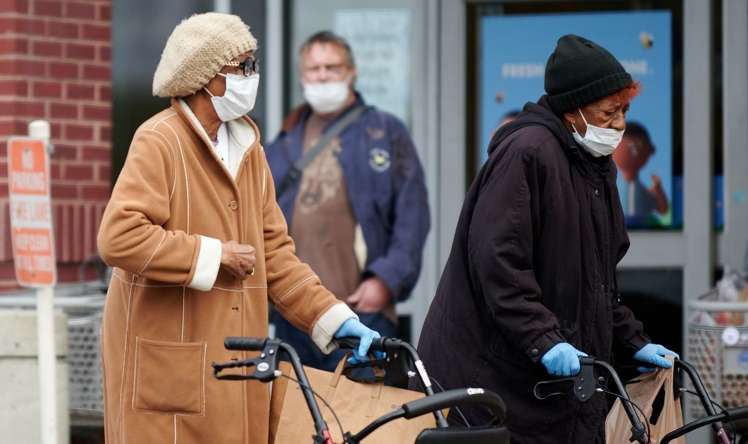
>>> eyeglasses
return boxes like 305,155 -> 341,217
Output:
226,57 -> 260,77
303,62 -> 346,76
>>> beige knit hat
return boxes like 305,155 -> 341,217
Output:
152,12 -> 257,98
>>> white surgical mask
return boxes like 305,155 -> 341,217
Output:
205,73 -> 260,122
571,109 -> 624,157
303,80 -> 350,114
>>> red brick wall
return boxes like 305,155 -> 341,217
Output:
0,0 -> 111,290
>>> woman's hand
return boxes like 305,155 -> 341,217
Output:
633,343 -> 678,373
220,240 -> 256,279
334,318 -> 382,363
541,343 -> 588,376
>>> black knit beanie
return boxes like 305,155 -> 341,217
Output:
545,34 -> 632,114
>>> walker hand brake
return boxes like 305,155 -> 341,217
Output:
533,357 -> 597,402
212,337 -> 282,383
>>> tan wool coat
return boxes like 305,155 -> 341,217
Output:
98,99 -> 352,444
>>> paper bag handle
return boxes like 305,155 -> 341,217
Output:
329,353 -> 386,388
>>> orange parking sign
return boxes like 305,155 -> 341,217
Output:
8,137 -> 56,287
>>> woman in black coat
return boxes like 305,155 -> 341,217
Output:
417,35 -> 676,443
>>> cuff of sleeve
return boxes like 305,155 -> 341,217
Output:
526,330 -> 565,363
365,259 -> 402,302
625,334 -> 651,356
311,303 -> 358,354
187,236 -> 222,292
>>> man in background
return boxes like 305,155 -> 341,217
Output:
266,31 -> 430,370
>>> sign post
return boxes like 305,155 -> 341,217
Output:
9,120 -> 58,444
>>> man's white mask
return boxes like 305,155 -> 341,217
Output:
303,79 -> 350,114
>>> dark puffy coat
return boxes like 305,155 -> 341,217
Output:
417,97 -> 649,443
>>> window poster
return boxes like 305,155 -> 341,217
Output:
480,11 -> 673,228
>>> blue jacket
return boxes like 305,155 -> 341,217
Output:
265,95 -> 430,302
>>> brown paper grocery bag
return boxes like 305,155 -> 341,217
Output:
269,356 -> 436,444
605,359 -> 683,444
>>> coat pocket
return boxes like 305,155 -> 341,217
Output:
133,337 -> 206,415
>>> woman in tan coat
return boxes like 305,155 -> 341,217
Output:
97,13 -> 380,443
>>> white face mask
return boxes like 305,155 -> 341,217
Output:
205,73 -> 260,122
571,109 -> 624,157
303,80 -> 350,114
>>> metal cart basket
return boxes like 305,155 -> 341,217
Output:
688,290 -> 748,418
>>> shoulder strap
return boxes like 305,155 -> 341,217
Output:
276,105 -> 367,198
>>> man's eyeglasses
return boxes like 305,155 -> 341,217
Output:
226,58 -> 259,77
303,63 -> 346,76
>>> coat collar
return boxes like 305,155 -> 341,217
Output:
489,95 -> 612,178
171,98 -> 262,182
172,98 -> 261,148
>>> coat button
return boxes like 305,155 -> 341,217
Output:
228,200 -> 238,210
530,348 -> 539,357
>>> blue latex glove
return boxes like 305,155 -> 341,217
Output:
334,318 -> 382,363
633,343 -> 679,373
541,343 -> 588,376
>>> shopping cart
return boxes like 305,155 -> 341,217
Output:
212,336 -> 510,444
688,290 -> 748,414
